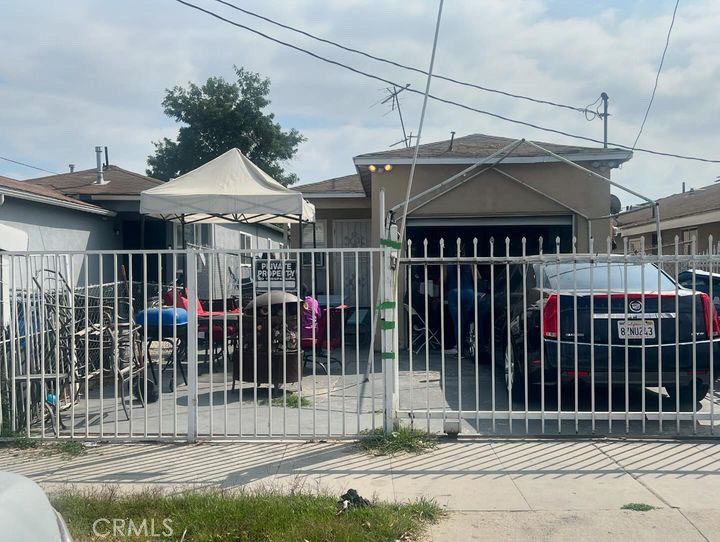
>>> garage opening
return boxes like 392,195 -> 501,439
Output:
406,216 -> 573,257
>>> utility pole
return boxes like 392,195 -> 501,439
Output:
600,92 -> 609,148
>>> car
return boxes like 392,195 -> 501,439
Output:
498,262 -> 720,408
677,269 -> 720,312
0,471 -> 73,541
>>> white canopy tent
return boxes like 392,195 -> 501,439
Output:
140,148 -> 315,226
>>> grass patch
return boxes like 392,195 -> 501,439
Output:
621,503 -> 656,512
358,426 -> 438,456
50,488 -> 442,542
0,428 -> 38,450
42,441 -> 87,459
272,392 -> 311,408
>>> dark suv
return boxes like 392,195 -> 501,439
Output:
498,262 -> 720,408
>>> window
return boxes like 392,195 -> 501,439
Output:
628,237 -> 644,254
301,220 -> 326,267
174,223 -> 211,248
682,228 -> 698,255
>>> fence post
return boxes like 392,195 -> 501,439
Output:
381,223 -> 400,434
186,249 -> 198,443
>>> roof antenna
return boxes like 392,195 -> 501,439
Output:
448,131 -> 456,151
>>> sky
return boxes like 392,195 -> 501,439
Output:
1,0 -> 719,207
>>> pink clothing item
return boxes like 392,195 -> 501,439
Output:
301,296 -> 321,339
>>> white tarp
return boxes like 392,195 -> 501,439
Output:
140,148 -> 315,224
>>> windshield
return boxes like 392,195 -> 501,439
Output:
544,263 -> 676,291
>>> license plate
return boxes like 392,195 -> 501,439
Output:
617,320 -> 655,339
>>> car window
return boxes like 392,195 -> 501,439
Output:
544,263 -> 675,291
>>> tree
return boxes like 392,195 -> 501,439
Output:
147,67 -> 304,186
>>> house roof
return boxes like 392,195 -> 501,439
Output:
353,133 -> 632,165
27,165 -> 163,197
0,175 -> 113,216
617,183 -> 720,228
294,174 -> 365,197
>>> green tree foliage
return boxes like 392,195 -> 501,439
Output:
147,67 -> 304,186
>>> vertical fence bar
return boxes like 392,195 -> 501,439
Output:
555,238 -> 561,434
172,253 -> 178,438
84,254 -> 89,438
422,241 -> 430,433
589,238 -> 595,433
623,239 -> 629,434
572,237 -> 579,434
325,250 -> 331,436
539,237 -> 545,434
310,251 -> 316,437
640,237 -> 646,435
490,238 -> 496,432
281,250 -> 287,438
505,237 -> 512,433
158,253 -> 163,438
186,250 -> 198,443
99,254 -> 104,439
340,248 -> 346,437
691,238 -> 697,432
473,238 -> 480,429
112,254 -> 119,438
9,255 -> 15,433
128,254 -> 134,437
69,255 -> 75,438
456,238 -> 462,428
142,253 -> 148,438
607,238 -> 613,434
24,256 -> 31,437
657,238 -> 663,433
355,250 -> 360,435
709,235 -> 715,434
440,239 -> 446,430
522,238 -> 529,434
407,241 -> 413,427
675,236 -> 680,433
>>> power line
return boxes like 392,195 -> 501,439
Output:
632,0 -> 680,149
211,0 -> 596,116
173,0 -> 720,164
0,156 -> 58,175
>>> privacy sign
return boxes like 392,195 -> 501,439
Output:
254,260 -> 298,290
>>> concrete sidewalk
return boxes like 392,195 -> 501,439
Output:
1,438 -> 720,541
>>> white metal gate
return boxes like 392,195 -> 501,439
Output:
0,247 -> 386,441
398,235 -> 720,437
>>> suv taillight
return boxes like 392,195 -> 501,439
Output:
543,294 -> 558,338
700,292 -> 720,337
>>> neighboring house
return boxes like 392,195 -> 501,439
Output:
0,173 -> 118,255
294,133 -> 632,302
0,174 -> 119,322
616,183 -> 720,255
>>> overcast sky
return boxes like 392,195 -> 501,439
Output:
1,0 -> 718,206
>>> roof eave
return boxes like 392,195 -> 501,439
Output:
0,187 -> 115,217
353,150 -> 632,166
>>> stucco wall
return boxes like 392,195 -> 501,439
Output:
371,162 -> 614,253
0,197 -> 121,287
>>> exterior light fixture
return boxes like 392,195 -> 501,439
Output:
368,164 -> 377,172
383,164 -> 393,172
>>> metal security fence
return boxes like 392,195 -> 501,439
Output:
398,235 -> 720,436
3,235 -> 720,442
0,247 -> 387,441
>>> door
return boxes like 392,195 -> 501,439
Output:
333,220 -> 371,307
